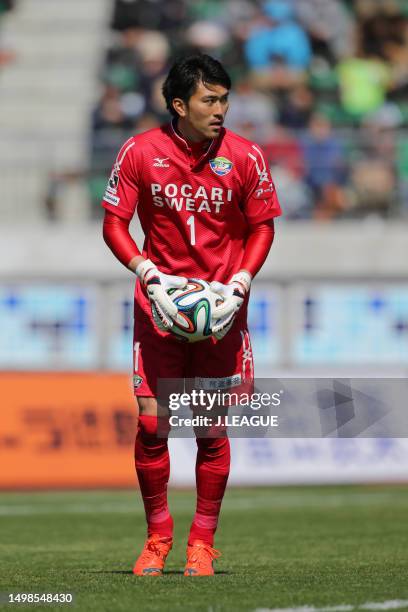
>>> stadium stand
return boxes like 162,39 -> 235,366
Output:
0,0 -> 111,220
88,0 -> 408,220
0,0 -> 407,221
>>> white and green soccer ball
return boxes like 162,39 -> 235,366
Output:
152,279 -> 224,343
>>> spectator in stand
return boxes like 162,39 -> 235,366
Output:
104,28 -> 170,119
337,40 -> 392,120
263,124 -> 305,179
183,20 -> 230,61
111,0 -> 187,37
244,0 -> 311,90
357,0 -> 402,60
181,3 -> 253,80
223,0 -> 260,38
104,28 -> 143,93
132,30 -> 170,118
295,0 -> 354,64
224,76 -> 276,142
362,103 -> 401,164
271,165 -> 313,219
357,4 -> 408,102
347,104 -> 400,218
263,124 -> 311,219
349,157 -> 396,218
92,85 -> 138,133
302,112 -> 348,220
91,84 -> 141,174
279,84 -> 314,129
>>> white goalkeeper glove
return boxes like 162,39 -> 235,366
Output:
210,270 -> 252,340
136,259 -> 187,331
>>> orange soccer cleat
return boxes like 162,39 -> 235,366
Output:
184,540 -> 221,576
132,534 -> 173,576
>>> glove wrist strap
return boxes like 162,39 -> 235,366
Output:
136,259 -> 157,285
230,270 -> 252,293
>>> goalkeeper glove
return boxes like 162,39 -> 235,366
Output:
136,259 -> 187,331
210,270 -> 252,340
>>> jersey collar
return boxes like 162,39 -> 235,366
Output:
169,119 -> 222,168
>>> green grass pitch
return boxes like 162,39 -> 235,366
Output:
1,485 -> 408,611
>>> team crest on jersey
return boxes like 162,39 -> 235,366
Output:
209,156 -> 233,176
133,374 -> 144,389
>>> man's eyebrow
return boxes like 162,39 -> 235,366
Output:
201,93 -> 229,100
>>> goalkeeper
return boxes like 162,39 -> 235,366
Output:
102,54 -> 281,576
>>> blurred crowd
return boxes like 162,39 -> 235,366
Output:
90,0 -> 408,220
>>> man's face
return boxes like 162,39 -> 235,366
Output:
174,81 -> 229,141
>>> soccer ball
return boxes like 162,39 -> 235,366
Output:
155,279 -> 224,343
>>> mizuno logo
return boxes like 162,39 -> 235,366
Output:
153,157 -> 170,168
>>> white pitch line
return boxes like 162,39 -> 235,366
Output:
360,603 -> 408,611
255,606 -> 353,612
255,600 -> 408,612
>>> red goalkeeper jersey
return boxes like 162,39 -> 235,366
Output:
101,121 -> 282,322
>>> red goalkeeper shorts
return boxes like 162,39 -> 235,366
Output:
132,299 -> 254,397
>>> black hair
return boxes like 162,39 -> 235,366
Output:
162,54 -> 231,118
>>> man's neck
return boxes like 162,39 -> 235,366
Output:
176,118 -> 210,145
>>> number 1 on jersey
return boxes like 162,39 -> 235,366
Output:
187,215 -> 196,246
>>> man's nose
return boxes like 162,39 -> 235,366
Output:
213,102 -> 224,116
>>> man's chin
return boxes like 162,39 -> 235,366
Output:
208,125 -> 222,137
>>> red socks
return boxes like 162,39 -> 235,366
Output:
135,416 -> 230,546
134,415 -> 173,538
188,436 -> 231,546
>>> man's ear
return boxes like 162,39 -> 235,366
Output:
172,97 -> 187,118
